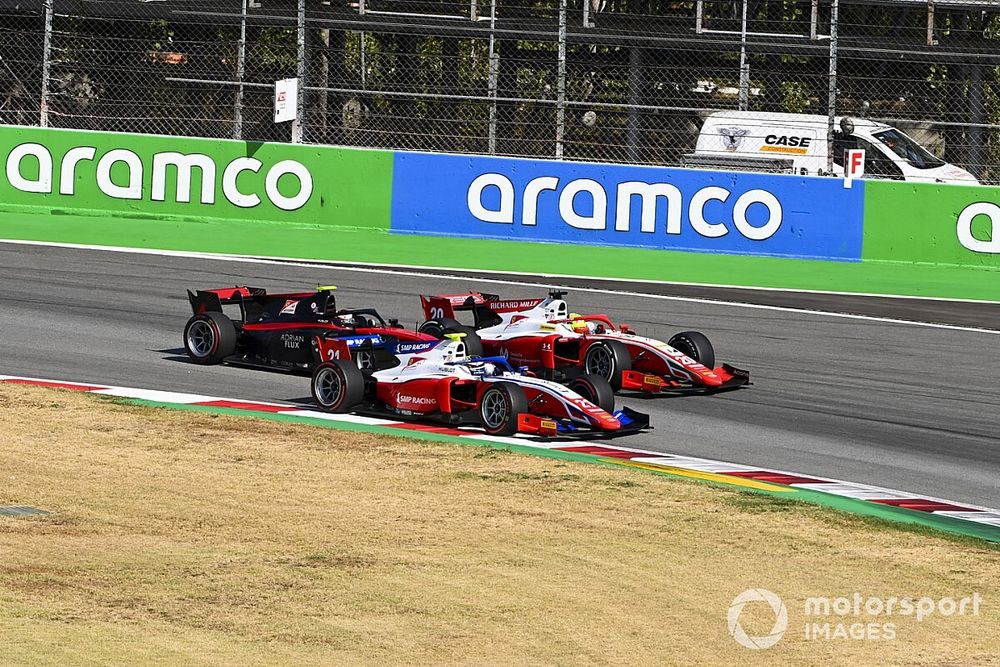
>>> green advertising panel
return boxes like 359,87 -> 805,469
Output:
1,124 -> 998,302
864,180 -> 1000,269
0,125 -> 393,230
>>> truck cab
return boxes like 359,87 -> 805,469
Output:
692,111 -> 978,185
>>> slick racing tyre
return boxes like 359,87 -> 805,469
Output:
583,340 -> 632,391
183,312 -> 237,365
418,317 -> 484,357
479,382 -> 529,436
567,374 -> 616,413
311,360 -> 365,413
668,331 -> 716,369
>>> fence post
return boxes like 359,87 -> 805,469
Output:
826,0 -> 839,175
555,0 -> 566,158
627,46 -> 642,162
487,0 -> 498,154
738,0 -> 749,111
293,0 -> 306,143
233,0 -> 247,140
40,0 -> 53,127
968,64 -> 984,180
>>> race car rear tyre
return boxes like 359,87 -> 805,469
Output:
311,360 -> 365,413
479,382 -> 528,436
567,374 -> 616,414
418,317 -> 484,357
668,331 -> 716,369
583,340 -> 632,391
183,312 -> 237,365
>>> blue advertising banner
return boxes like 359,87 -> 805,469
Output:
390,152 -> 865,261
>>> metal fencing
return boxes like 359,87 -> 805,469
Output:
2,0 -> 999,182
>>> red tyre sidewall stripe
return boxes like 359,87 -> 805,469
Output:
207,318 -> 220,357
329,365 -> 345,410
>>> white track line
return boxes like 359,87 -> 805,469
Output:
3,239 -> 999,336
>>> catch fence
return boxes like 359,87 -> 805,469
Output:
2,0 -> 999,181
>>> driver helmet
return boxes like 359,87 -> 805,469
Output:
466,360 -> 497,377
568,313 -> 592,334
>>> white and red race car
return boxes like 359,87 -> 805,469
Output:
310,334 -> 649,438
418,291 -> 750,394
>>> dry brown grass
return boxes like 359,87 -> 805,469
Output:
0,383 -> 997,666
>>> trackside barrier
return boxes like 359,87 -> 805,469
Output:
390,152 -> 866,261
1,125 -> 998,297
0,125 -> 393,229
864,181 -> 1000,269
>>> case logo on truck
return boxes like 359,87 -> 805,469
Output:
761,135 -> 812,155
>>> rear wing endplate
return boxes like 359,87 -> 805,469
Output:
187,286 -> 266,315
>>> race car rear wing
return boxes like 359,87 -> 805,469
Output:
420,291 -> 557,328
419,293 -> 494,320
187,286 -> 268,315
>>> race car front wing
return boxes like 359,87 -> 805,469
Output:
516,406 -> 650,438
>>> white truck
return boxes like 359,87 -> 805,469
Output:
689,111 -> 978,184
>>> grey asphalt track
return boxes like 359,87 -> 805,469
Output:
1,243 -> 997,508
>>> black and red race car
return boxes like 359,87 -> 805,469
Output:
418,290 -> 750,394
181,285 -> 648,438
182,285 -> 435,373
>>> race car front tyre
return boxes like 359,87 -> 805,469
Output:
183,312 -> 237,365
311,360 -> 365,413
479,382 -> 528,436
567,374 -> 616,413
583,340 -> 632,391
668,331 -> 716,369
418,317 -> 484,357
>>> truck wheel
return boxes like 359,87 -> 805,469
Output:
418,317 -> 484,357
479,382 -> 529,436
668,331 -> 716,369
183,312 -> 237,365
311,360 -> 365,413
567,374 -> 616,413
583,340 -> 632,391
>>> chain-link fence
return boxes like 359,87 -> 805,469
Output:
2,0 -> 999,182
